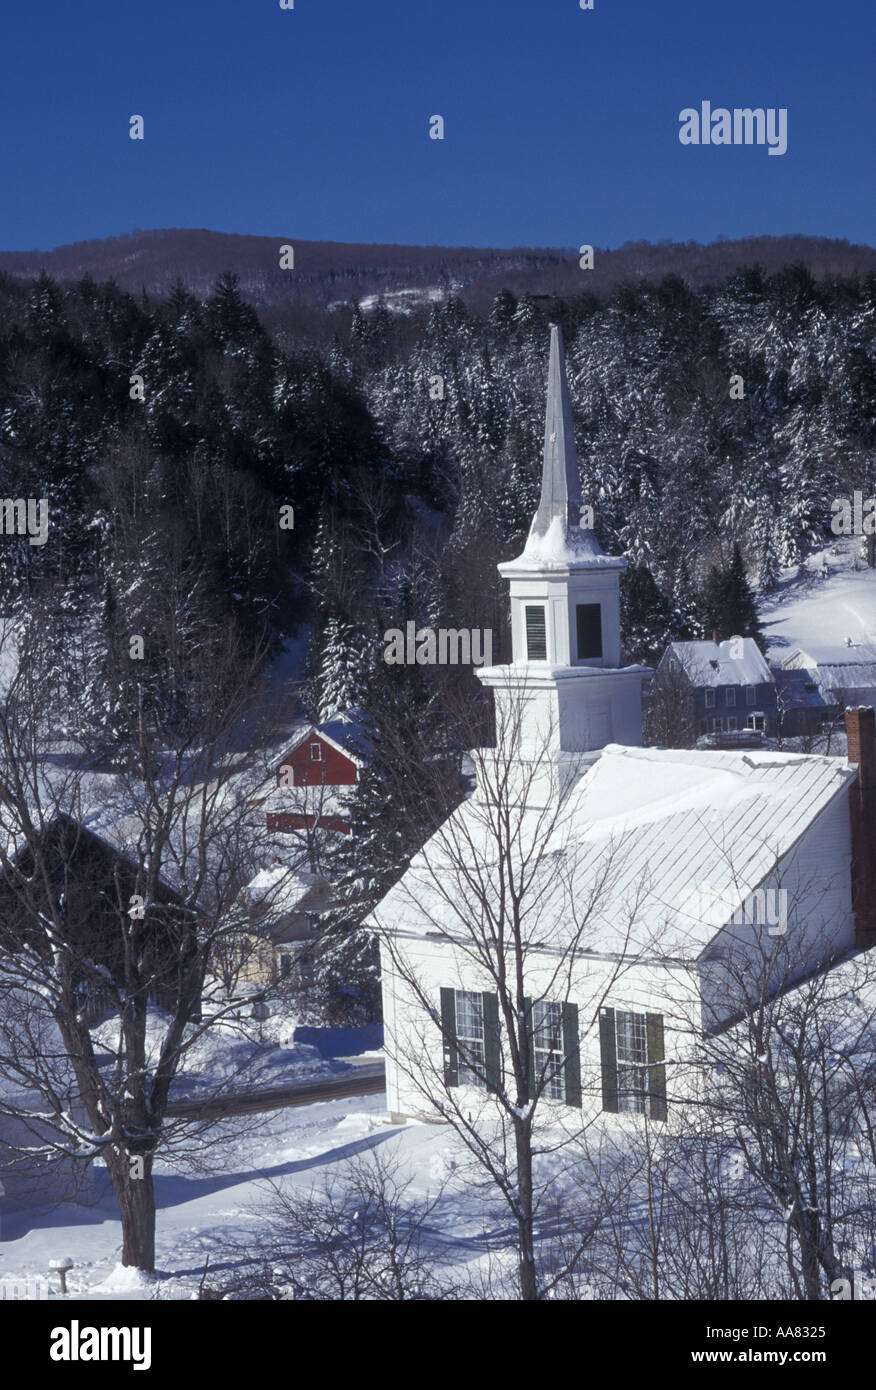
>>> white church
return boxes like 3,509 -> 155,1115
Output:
375,326 -> 876,1129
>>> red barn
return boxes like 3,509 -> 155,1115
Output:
265,709 -> 370,835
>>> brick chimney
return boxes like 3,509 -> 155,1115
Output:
846,706 -> 876,949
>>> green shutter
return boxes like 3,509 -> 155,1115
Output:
562,1001 -> 582,1108
523,996 -> 534,1101
440,987 -> 459,1088
646,1012 -> 667,1121
482,991 -> 501,1094
599,1007 -> 619,1113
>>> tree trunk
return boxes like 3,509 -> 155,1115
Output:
106,1151 -> 156,1272
515,1118 -> 539,1300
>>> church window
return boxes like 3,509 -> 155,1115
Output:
599,1007 -> 666,1120
532,1000 -> 565,1099
525,606 -> 547,661
576,603 -> 603,660
439,988 -> 500,1092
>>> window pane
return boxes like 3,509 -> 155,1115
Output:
533,1000 -> 565,1100
525,606 -> 547,661
615,1009 -> 648,1114
455,989 -> 485,1087
576,604 -> 603,660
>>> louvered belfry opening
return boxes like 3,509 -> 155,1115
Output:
847,706 -> 876,949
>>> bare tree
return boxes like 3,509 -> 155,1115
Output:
0,592 -> 284,1272
218,1143 -> 449,1300
692,916 -> 876,1299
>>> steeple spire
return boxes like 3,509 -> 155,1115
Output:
532,324 -> 584,537
477,324 -> 650,799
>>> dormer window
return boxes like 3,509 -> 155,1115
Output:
576,604 -> 603,661
525,606 -> 547,661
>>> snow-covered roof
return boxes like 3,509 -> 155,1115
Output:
279,708 -> 371,767
782,644 -> 876,692
501,514 -> 626,574
773,667 -> 839,710
242,864 -> 322,920
667,638 -> 772,687
372,744 -> 856,959
499,325 -> 623,576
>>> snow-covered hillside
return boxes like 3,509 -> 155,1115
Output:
761,540 -> 876,661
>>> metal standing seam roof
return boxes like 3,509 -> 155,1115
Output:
371,745 -> 857,960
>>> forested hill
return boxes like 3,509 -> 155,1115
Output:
0,253 -> 873,762
0,230 -> 874,343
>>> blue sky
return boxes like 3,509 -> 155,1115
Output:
1,0 -> 873,251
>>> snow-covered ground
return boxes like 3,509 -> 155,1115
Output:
0,1097 -> 498,1301
761,539 -> 876,661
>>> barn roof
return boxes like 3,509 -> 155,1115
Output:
372,744 -> 856,960
278,708 -> 371,768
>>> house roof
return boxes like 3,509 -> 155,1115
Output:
666,638 -> 772,688
279,708 -> 371,768
0,811 -> 187,905
242,864 -> 324,922
781,645 -> 876,699
371,744 -> 856,960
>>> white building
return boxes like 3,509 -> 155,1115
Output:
374,326 -> 874,1131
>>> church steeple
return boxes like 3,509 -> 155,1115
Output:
532,324 -> 584,538
476,325 -> 650,795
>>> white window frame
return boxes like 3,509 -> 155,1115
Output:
747,713 -> 765,732
532,1000 -> 565,1101
705,689 -> 715,709
310,742 -> 322,761
454,989 -> 486,1087
615,1010 -> 649,1115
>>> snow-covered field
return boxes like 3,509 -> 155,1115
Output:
0,1096 -> 497,1301
761,540 -> 876,660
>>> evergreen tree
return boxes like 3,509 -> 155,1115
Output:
620,563 -> 676,664
703,543 -> 764,646
316,617 -> 373,721
671,555 -> 704,639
